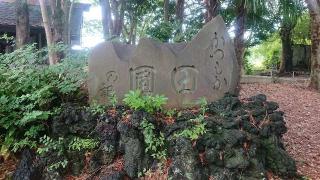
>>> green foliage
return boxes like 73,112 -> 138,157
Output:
165,108 -> 177,118
68,137 -> 99,151
37,135 -> 65,156
293,12 -> 311,45
176,98 -> 208,141
123,90 -> 167,113
0,34 -> 14,42
176,119 -> 207,141
243,51 -> 254,75
37,135 -> 67,171
140,118 -> 166,160
89,101 -> 106,115
197,97 -> 208,116
0,44 -> 87,154
247,33 -> 281,71
109,91 -> 118,107
37,135 -> 98,171
147,22 -> 174,42
48,160 -> 69,171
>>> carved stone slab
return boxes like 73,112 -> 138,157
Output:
88,16 -> 239,108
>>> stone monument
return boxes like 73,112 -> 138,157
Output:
88,16 -> 239,107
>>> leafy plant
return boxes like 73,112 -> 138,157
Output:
89,101 -> 106,115
68,137 -> 99,151
48,159 -> 69,171
165,108 -> 177,118
109,91 -> 118,107
37,135 -> 98,171
123,90 -> 168,113
176,118 -> 207,141
140,118 -> 166,160
37,135 -> 65,156
197,97 -> 208,116
176,98 -> 208,141
0,44 -> 87,154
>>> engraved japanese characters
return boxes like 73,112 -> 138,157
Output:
88,16 -> 239,108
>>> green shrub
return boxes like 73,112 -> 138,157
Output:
176,98 -> 208,140
140,118 -> 166,160
68,137 -> 99,151
37,135 -> 98,171
247,33 -> 281,71
0,44 -> 87,154
123,90 -> 168,113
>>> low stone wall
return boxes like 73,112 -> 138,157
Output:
12,95 -> 297,179
241,75 -> 310,84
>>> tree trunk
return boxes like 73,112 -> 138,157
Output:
306,0 -> 320,90
100,0 -> 112,40
50,0 -> 71,60
110,0 -> 125,38
234,0 -> 246,70
65,0 -> 74,45
204,0 -> 220,23
279,27 -> 293,73
128,15 -> 137,44
39,0 -> 58,65
15,0 -> 30,48
175,0 -> 184,40
175,0 -> 184,24
50,0 -> 63,44
233,0 -> 246,95
164,0 -> 170,22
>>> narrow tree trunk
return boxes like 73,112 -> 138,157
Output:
50,0 -> 64,43
128,15 -> 136,44
39,0 -> 58,65
16,0 -> 29,48
110,0 -> 124,38
279,27 -> 293,73
100,0 -> 112,40
50,0 -> 69,60
175,0 -> 184,40
117,0 -> 125,36
306,0 -> 320,90
234,0 -> 246,69
175,0 -> 184,24
233,0 -> 246,95
204,0 -> 220,23
164,0 -> 170,22
65,0 -> 73,45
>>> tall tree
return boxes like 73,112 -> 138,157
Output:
39,0 -> 58,65
50,0 -> 67,60
175,0 -> 185,36
305,0 -> 320,90
39,0 -> 72,64
164,0 -> 170,22
175,0 -> 184,23
100,0 -> 125,40
16,0 -> 30,48
278,0 -> 302,73
234,0 -> 246,69
111,0 -> 125,37
100,0 -> 112,40
204,0 -> 220,23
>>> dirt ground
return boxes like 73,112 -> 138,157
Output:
241,83 -> 320,179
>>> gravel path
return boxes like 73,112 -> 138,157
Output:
241,83 -> 320,179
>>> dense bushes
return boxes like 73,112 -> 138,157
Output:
0,45 -> 88,155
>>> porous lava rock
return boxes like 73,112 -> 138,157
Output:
12,149 -> 42,180
13,94 -> 297,179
